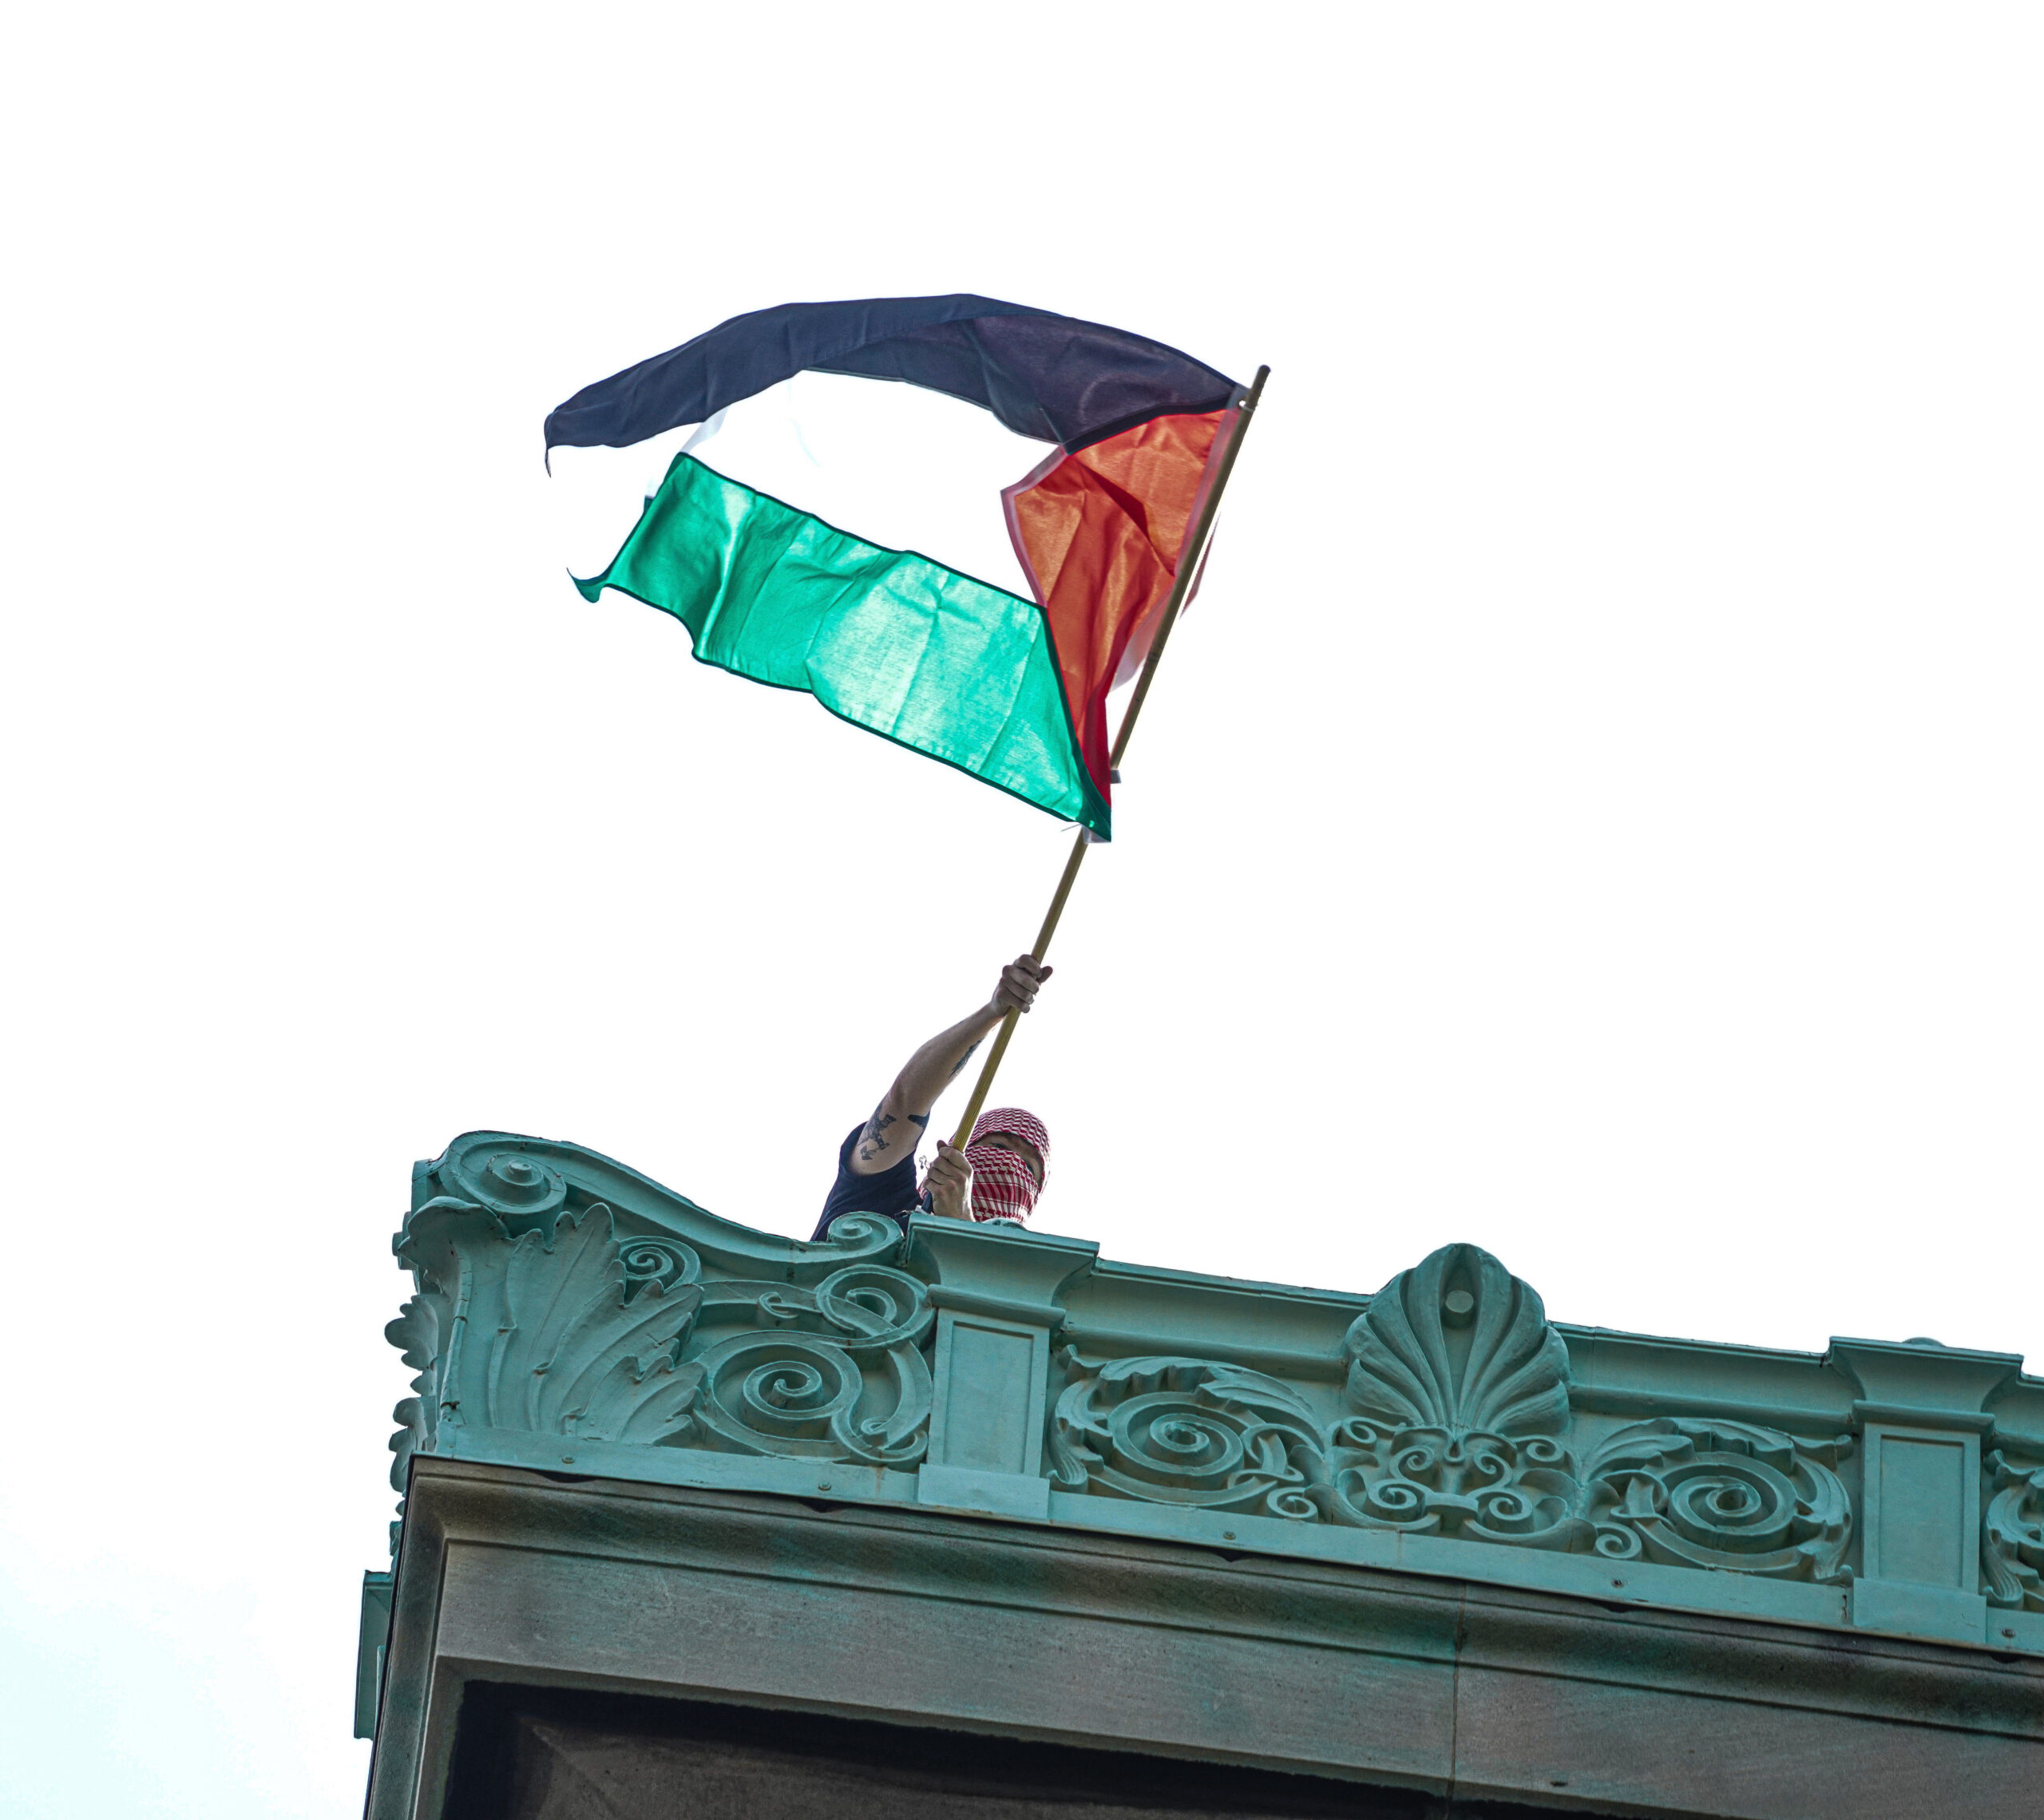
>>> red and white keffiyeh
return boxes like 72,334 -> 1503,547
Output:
965,1106 -> 1050,1225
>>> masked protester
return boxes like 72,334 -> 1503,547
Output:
810,956 -> 1052,1243
952,1106 -> 1050,1225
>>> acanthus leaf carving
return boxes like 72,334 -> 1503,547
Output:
1983,1450 -> 2044,1611
386,1281 -> 450,1494
386,1169 -> 935,1494
491,1200 -> 702,1441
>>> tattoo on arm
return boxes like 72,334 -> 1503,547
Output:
855,1104 -> 897,1163
856,1101 -> 931,1165
945,1039 -> 982,1081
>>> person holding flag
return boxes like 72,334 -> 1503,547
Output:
806,953 -> 1054,1240
549,295 -> 1264,1240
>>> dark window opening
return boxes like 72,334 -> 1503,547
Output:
442,1682 -> 1629,1820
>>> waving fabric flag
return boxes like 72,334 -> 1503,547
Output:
547,296 -> 1245,839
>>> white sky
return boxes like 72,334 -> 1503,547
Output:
553,370 -> 1056,595
3,6 -> 2039,1815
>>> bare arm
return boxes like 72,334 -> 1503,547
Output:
846,955 -> 1052,1177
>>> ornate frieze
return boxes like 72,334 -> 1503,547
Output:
381,1133 -> 2044,1648
1048,1242 -> 1856,1584
388,1139 -> 933,1502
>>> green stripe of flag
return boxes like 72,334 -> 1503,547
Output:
576,456 -> 1109,837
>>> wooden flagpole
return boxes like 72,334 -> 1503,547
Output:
947,363 -> 1271,1151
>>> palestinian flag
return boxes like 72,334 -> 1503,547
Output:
546,296 -> 1246,839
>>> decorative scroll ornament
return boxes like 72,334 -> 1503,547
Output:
620,1233 -> 702,1300
387,1181 -> 933,1494
1032,1241 -> 1863,1591
387,1152 -> 1876,1602
1983,1450 -> 2044,1611
1579,1418 -> 1853,1582
669,1264 -> 934,1465
1047,1355 -> 1322,1520
461,1151 -> 568,1220
1318,1243 -> 1588,1548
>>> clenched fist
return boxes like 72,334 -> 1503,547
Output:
991,953 -> 1053,1017
925,1139 -> 972,1221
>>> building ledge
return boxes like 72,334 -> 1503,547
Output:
366,1130 -> 2044,1766
362,1130 -> 2044,1816
366,1457 -> 2044,1820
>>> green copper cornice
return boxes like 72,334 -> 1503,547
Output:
378,1130 -> 2044,1675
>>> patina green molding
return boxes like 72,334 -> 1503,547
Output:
1985,1452 -> 2044,1610
383,1131 -> 2043,1655
1046,1241 -> 1853,1584
387,1133 -> 931,1537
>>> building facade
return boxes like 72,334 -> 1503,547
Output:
360,1131 -> 2044,1818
